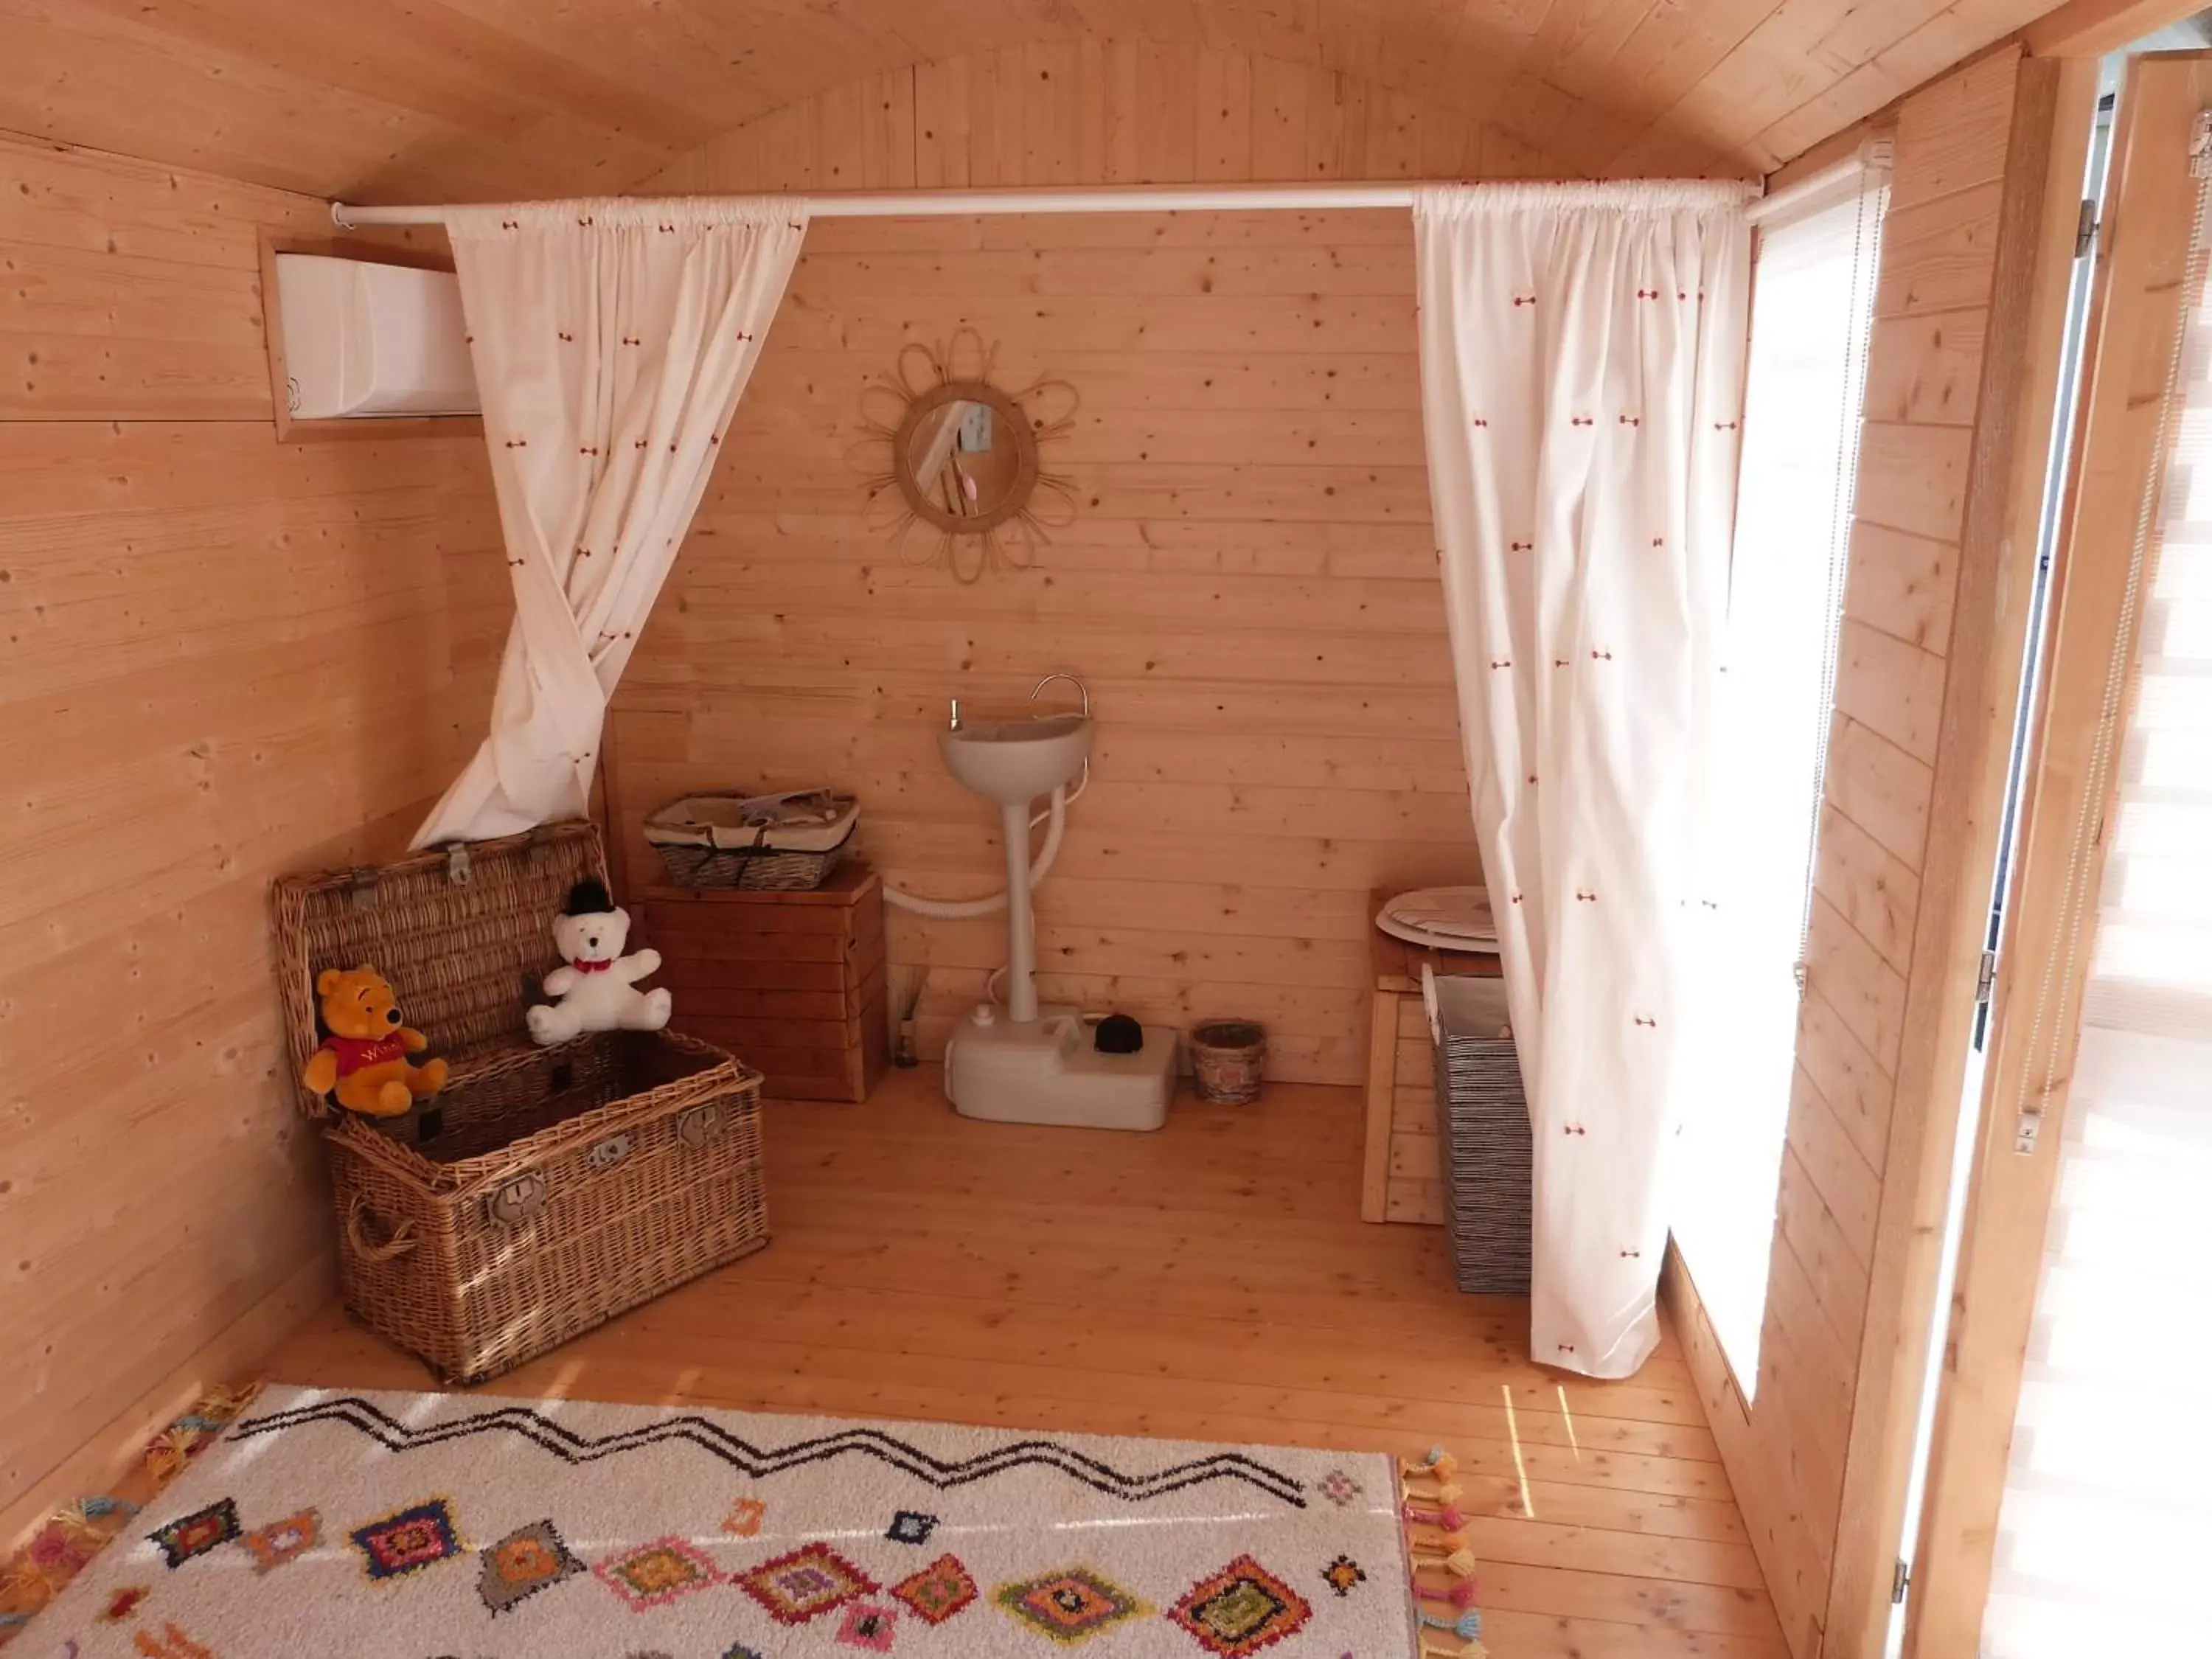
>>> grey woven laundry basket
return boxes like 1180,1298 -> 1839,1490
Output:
1426,971 -> 1533,1295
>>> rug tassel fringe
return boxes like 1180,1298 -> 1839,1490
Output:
140,1426 -> 199,1482
52,1495 -> 137,1551
1408,1531 -> 1475,1567
192,1381 -> 265,1420
1402,1447 -> 1485,1651
1413,1569 -> 1482,1610
0,1380 -> 262,1651
1401,1445 -> 1460,1481
0,1563 -> 58,1617
1420,1604 -> 1485,1640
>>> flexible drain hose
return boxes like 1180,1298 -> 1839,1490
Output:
881,782 -> 1071,919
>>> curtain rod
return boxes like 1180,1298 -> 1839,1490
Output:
330,178 -> 1759,229
333,184 -> 1418,227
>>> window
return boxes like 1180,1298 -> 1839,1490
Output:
1978,206 -> 2212,1659
1673,153 -> 1890,1388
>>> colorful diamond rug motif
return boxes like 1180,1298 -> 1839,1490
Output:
1169,1555 -> 1313,1657
891,1553 -> 978,1626
349,1498 -> 462,1583
478,1518 -> 584,1614
993,1565 -> 1150,1646
886,1508 -> 938,1545
737,1540 -> 878,1626
835,1600 -> 899,1652
147,1499 -> 238,1571
240,1508 -> 319,1575
595,1536 -> 722,1611
1313,1470 -> 1362,1509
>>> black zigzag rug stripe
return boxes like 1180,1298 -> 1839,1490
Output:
230,1395 -> 1310,1507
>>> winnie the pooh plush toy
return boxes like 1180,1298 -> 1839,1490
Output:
302,964 -> 448,1118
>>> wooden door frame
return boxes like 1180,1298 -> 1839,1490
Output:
1899,52 -> 2212,1658
1809,52 -> 2094,1659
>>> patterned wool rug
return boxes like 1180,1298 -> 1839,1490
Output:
32,1385 -> 1418,1658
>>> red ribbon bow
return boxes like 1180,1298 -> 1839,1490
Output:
571,957 -> 614,973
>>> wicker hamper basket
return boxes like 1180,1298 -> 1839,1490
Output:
270,822 -> 768,1385
644,790 -> 858,891
1425,971 -> 1533,1295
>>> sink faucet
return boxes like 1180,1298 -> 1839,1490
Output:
1029,671 -> 1091,718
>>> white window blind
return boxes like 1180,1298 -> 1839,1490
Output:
1980,204 -> 2212,1659
1674,166 -> 1888,1388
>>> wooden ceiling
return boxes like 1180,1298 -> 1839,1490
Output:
0,1 -> 2070,201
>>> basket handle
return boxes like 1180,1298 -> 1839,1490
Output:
344,1194 -> 417,1262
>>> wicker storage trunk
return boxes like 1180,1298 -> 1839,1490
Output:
271,822 -> 767,1384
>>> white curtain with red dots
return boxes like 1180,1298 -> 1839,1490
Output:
1413,182 -> 1753,1378
414,199 -> 807,848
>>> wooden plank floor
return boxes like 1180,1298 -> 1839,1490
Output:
265,1071 -> 1787,1658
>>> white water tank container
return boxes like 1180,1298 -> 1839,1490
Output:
276,254 -> 479,419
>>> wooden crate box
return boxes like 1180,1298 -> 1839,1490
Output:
639,863 -> 890,1102
1361,887 -> 1504,1225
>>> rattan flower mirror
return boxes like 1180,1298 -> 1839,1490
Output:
855,330 -> 1077,582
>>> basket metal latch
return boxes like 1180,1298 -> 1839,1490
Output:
586,1133 -> 633,1172
678,1103 -> 726,1148
445,844 -> 472,887
347,866 -> 381,912
487,1172 -> 548,1228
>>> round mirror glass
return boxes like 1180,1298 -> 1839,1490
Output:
894,383 -> 1036,535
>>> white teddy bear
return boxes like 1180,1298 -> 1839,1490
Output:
526,878 -> 673,1046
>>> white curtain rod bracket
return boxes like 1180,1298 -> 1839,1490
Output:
1744,136 -> 1893,227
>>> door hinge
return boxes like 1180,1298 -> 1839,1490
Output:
1975,948 -> 1998,1009
2075,197 -> 2098,258
1891,1557 -> 1910,1606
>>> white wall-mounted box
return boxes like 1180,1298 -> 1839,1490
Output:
273,253 -> 479,421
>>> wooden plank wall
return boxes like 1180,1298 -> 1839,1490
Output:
614,44 -> 1489,1084
1662,43 -> 2056,1659
0,134 -> 504,1542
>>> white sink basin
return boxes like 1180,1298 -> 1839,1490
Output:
939,712 -> 1093,804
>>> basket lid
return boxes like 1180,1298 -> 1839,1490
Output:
268,821 -> 607,1119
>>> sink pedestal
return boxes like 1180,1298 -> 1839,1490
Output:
998,798 -> 1040,1023
932,708 -> 1174,1130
